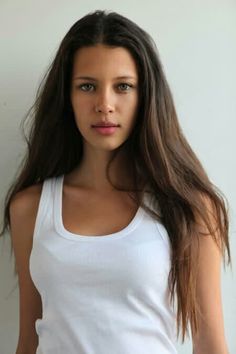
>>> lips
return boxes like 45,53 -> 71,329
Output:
92,126 -> 119,136
91,122 -> 120,127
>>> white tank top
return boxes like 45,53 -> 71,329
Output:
29,174 -> 178,354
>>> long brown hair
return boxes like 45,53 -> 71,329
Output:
0,10 -> 231,342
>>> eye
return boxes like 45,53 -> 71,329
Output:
76,82 -> 134,92
78,83 -> 95,92
117,83 -> 133,91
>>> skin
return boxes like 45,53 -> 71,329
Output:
70,44 -> 139,192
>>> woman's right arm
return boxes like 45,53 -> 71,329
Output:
9,185 -> 43,354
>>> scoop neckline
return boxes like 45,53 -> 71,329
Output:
54,174 -> 146,242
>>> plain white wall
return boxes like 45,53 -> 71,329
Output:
0,0 -> 235,353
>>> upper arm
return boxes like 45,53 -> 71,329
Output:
192,198 -> 229,354
9,185 -> 43,352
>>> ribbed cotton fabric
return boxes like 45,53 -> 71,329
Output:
29,174 -> 178,354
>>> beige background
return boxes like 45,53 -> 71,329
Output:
0,0 -> 235,353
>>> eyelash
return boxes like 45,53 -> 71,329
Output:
77,83 -> 134,92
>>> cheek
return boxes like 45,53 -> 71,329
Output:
124,97 -> 139,120
71,94 -> 92,114
118,94 -> 138,112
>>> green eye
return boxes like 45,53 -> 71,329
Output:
76,82 -> 134,92
79,83 -> 95,91
118,83 -> 133,91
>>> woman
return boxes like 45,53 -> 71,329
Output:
1,10 -> 231,354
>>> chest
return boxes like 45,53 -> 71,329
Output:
62,189 -> 139,236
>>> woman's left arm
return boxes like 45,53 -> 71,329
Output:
192,200 -> 230,354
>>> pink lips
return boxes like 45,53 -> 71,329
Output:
92,126 -> 119,135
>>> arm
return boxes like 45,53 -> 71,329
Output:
10,185 -> 43,354
191,199 -> 229,354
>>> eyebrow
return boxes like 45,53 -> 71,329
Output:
73,75 -> 137,81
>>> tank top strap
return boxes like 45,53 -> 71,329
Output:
33,176 -> 56,241
53,174 -> 63,230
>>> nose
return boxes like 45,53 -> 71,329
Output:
94,88 -> 115,114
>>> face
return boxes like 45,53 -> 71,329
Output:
70,44 -> 139,152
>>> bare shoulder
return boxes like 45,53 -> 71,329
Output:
9,181 -> 44,259
9,180 -> 44,271
10,182 -> 43,219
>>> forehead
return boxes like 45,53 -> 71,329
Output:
72,44 -> 138,77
